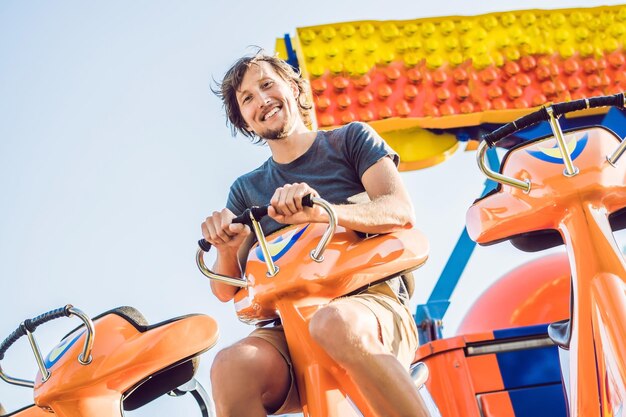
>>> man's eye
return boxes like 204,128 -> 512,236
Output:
262,80 -> 273,88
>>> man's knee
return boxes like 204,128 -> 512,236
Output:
309,303 -> 380,362
309,304 -> 351,343
211,338 -> 291,397
210,343 -> 252,388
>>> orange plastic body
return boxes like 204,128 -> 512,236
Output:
467,126 -> 626,417
414,331 -> 523,417
234,223 -> 429,417
414,335 -> 485,417
24,312 -> 218,417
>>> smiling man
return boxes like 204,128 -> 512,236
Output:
202,52 -> 429,417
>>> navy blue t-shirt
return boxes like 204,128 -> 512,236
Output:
226,122 -> 398,235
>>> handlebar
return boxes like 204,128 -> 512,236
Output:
478,93 -> 626,192
197,194 -> 314,252
483,93 -> 626,147
196,194 -> 337,286
0,306 -> 72,361
0,305 -> 95,388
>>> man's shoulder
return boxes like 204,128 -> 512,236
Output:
227,158 -> 273,212
318,122 -> 372,150
232,158 -> 272,187
324,121 -> 369,137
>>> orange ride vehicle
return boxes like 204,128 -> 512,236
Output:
196,194 -> 441,417
0,305 -> 218,416
0,194 -> 441,417
415,93 -> 626,417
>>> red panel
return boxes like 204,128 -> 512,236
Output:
312,53 -> 626,127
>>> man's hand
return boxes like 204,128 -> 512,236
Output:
201,208 -> 251,254
268,183 -> 328,225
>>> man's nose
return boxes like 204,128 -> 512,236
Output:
256,91 -> 271,107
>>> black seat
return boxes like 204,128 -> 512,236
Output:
62,306 -> 203,411
123,356 -> 200,410
509,207 -> 626,252
104,307 -> 202,410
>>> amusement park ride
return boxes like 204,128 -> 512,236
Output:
2,5 -> 626,417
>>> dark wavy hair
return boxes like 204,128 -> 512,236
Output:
212,51 -> 313,144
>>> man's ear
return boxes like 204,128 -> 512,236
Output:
290,80 -> 299,98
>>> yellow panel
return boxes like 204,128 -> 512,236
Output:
284,5 -> 626,171
275,37 -> 288,61
295,6 -> 626,77
378,127 -> 459,171
289,5 -> 626,131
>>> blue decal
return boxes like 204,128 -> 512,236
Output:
509,384 -> 567,417
44,331 -> 85,368
496,344 -> 562,388
256,225 -> 309,262
526,133 -> 588,164
493,324 -> 550,339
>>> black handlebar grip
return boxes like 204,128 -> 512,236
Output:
0,326 -> 26,361
514,107 -> 550,131
198,206 -> 270,252
0,305 -> 73,361
198,195 -> 315,252
23,305 -> 72,333
483,124 -> 518,147
483,107 -> 549,146
551,98 -> 591,115
485,93 -> 626,146
231,206 -> 269,226
588,93 -> 625,109
552,93 -> 625,117
198,239 -> 212,252
250,206 -> 269,221
302,193 -> 313,208
231,213 -> 247,225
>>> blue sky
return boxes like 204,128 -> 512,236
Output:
1,1 -> 624,415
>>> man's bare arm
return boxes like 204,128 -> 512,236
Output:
209,251 -> 241,301
201,209 -> 251,302
333,156 -> 415,234
268,157 -> 415,234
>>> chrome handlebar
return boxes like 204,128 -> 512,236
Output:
0,305 -> 95,387
478,93 -> 626,192
196,196 -> 338,286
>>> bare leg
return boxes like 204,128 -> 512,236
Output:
309,301 -> 429,417
210,337 -> 291,417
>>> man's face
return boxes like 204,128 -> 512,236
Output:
236,61 -> 300,140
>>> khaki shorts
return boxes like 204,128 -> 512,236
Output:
249,282 -> 419,415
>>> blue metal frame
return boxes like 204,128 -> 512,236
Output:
283,34 -> 299,69
415,147 -> 500,344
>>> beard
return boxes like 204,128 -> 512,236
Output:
259,109 -> 296,140
263,126 -> 291,140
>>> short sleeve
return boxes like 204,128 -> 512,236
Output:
225,179 -> 247,216
343,122 -> 399,179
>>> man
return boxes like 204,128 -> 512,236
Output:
202,52 -> 429,417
